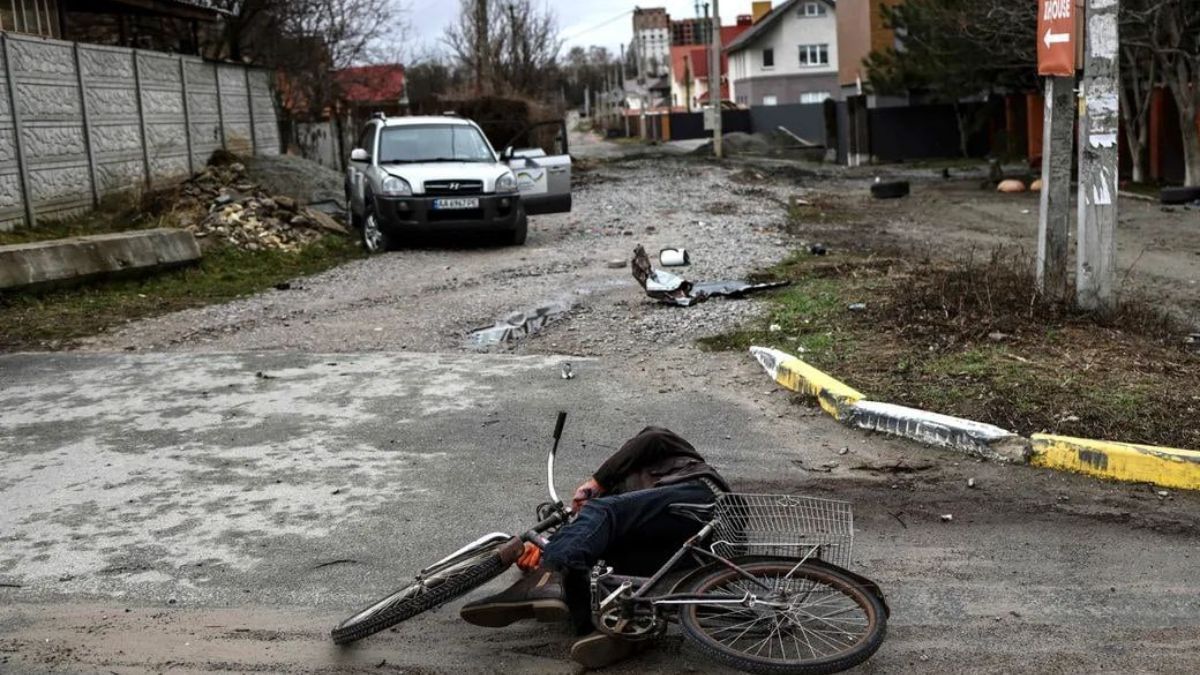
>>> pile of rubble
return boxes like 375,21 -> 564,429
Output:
174,160 -> 348,253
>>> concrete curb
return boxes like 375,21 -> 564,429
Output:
0,229 -> 201,291
750,346 -> 864,420
847,401 -> 1027,463
749,346 -> 1199,488
1030,434 -> 1200,490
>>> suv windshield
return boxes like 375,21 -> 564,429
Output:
378,124 -> 494,164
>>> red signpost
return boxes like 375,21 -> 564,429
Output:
1038,0 -> 1076,76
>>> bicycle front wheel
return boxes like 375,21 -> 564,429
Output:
678,560 -> 886,675
331,547 -> 509,645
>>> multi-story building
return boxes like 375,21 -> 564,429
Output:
668,17 -> 753,112
0,0 -> 225,56
671,17 -> 714,47
632,7 -> 671,79
726,0 -> 839,107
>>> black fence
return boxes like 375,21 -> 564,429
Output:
667,109 -> 753,140
748,103 -> 828,146
867,103 -> 991,161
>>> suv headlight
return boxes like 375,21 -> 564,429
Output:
496,172 -> 518,194
381,176 -> 412,196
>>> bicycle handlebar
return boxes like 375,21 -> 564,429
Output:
547,411 -> 567,508
553,411 -> 567,443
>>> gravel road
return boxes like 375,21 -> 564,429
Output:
82,157 -> 798,357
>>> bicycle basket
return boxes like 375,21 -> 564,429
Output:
709,493 -> 854,570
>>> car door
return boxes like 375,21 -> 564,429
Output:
504,120 -> 571,215
347,123 -> 378,216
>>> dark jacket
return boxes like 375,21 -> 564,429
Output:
593,426 -> 730,495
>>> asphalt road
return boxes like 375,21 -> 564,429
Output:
2,351 -> 1199,674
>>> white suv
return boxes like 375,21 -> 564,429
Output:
345,115 -> 572,251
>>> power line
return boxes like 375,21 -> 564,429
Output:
560,9 -> 634,42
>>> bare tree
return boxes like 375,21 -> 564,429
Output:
1147,0 -> 1200,186
1119,1 -> 1159,183
444,0 -> 562,97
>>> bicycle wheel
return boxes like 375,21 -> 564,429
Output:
331,547 -> 510,645
678,560 -> 886,675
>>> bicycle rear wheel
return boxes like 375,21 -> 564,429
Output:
678,560 -> 886,675
331,547 -> 509,645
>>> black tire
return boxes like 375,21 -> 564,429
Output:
1160,186 -> 1200,205
679,560 -> 887,675
360,201 -> 395,254
870,180 -> 910,199
509,207 -> 528,246
331,548 -> 509,645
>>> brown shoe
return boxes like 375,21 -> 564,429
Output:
570,632 -> 645,669
459,566 -> 570,627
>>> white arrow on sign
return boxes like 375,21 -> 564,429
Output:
1043,28 -> 1070,48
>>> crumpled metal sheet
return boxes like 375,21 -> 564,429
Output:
468,301 -> 571,348
631,245 -> 788,307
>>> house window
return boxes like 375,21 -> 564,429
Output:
800,92 -> 831,104
763,95 -> 778,106
0,0 -> 62,38
800,2 -> 827,17
762,48 -> 774,69
798,44 -> 830,67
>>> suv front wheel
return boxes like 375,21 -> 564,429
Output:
508,207 -> 528,246
361,203 -> 395,254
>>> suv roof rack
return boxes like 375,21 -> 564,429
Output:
372,111 -> 387,120
442,111 -> 460,117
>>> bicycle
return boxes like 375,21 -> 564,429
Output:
331,412 -> 889,674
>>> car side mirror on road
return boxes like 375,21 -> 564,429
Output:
350,148 -> 370,163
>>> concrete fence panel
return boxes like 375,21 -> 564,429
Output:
0,33 -> 280,232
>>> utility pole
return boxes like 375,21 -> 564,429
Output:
709,0 -> 723,158
1037,77 -> 1075,300
620,43 -> 630,138
1076,0 -> 1119,311
474,0 -> 488,95
584,84 -> 590,118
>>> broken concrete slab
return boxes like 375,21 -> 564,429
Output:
631,245 -> 787,306
846,400 -> 1029,463
0,228 -> 201,292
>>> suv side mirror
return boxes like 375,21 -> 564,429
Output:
501,146 -> 514,161
350,148 -> 370,163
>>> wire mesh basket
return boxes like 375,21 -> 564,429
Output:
709,493 -> 855,570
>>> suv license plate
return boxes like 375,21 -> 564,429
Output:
433,198 -> 479,210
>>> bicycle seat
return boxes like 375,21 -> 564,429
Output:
668,502 -> 717,522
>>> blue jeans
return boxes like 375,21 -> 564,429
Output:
542,480 -> 716,576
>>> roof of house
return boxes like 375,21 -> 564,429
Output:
725,0 -> 835,53
671,22 -> 751,85
335,65 -> 407,105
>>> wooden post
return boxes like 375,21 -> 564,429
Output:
1075,0 -> 1119,311
1037,77 -> 1075,300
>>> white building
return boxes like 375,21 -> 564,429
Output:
727,0 -> 840,107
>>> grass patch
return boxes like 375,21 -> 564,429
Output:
0,191 -> 170,246
0,237 -> 362,350
702,246 -> 1200,449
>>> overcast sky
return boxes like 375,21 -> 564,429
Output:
403,0 -> 766,57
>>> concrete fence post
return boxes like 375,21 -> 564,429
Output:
179,56 -> 194,175
213,63 -> 226,150
74,43 -> 100,208
3,34 -> 36,228
131,50 -> 152,188
244,68 -> 258,155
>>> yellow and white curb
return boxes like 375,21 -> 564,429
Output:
1030,435 -> 1200,491
750,346 -> 1200,489
750,347 -> 864,420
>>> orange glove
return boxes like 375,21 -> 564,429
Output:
517,542 -> 542,571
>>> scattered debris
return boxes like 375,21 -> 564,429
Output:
848,302 -> 867,312
769,323 -> 782,332
313,559 -> 359,570
605,259 -> 628,269
940,514 -> 954,522
888,512 -> 908,529
1155,490 -> 1170,499
561,362 -> 575,380
254,371 -> 275,380
0,582 -> 22,588
850,460 -> 936,474
808,243 -> 827,256
870,179 -> 910,199
469,301 -> 572,348
631,245 -> 788,307
659,248 -> 691,267
838,447 -> 849,455
274,282 -> 292,291
987,332 -> 1010,342
968,478 -> 977,488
